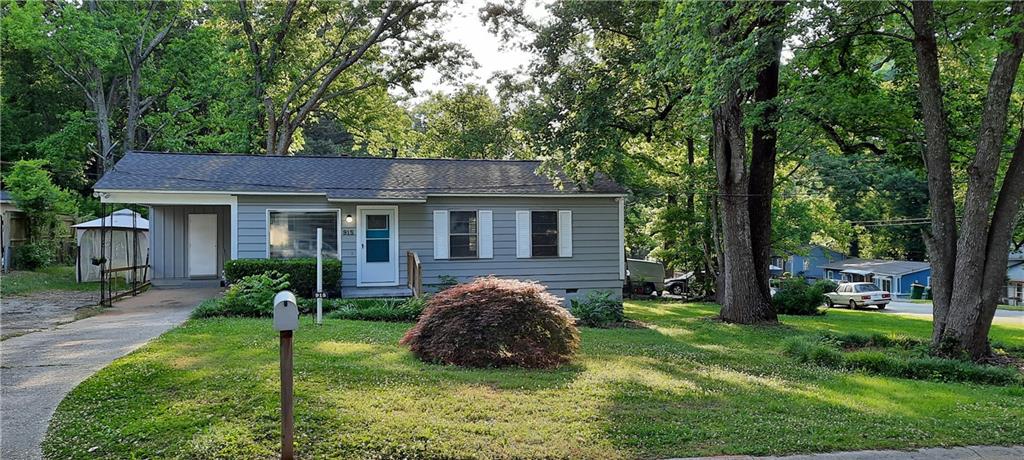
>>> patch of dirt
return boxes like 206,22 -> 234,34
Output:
1,290 -> 101,340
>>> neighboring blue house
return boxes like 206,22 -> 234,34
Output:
820,258 -> 931,298
771,244 -> 847,280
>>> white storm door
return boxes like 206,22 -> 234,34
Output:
188,214 -> 218,277
357,207 -> 398,286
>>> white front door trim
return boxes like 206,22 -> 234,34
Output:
187,213 -> 218,278
356,205 -> 399,287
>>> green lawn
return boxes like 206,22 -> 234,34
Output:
2,265 -> 129,296
2,266 -> 94,295
44,301 -> 1024,459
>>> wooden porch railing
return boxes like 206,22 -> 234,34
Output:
100,263 -> 151,306
407,250 -> 422,296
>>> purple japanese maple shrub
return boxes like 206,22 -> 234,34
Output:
400,277 -> 579,368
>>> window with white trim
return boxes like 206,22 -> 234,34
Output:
449,211 -> 478,258
268,211 -> 338,259
531,211 -> 559,257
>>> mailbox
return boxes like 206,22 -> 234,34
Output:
273,290 -> 299,332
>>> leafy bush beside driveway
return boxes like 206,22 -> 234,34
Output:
191,271 -> 290,318
223,258 -> 340,297
773,278 -> 834,315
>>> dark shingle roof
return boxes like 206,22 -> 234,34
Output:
94,151 -> 624,200
820,258 -> 930,276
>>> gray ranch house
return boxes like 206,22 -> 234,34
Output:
93,151 -> 626,302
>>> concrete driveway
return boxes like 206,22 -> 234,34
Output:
0,287 -> 220,460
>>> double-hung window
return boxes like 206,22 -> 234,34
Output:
449,211 -> 478,258
433,209 -> 492,260
530,211 -> 559,257
268,210 -> 338,259
514,209 -> 572,258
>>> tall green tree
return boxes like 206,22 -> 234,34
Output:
5,160 -> 78,242
4,0 -> 193,170
782,7 -> 930,260
484,0 -> 717,281
654,0 -> 788,323
229,0 -> 468,155
910,1 -> 1024,360
412,85 -> 520,159
800,0 -> 1024,358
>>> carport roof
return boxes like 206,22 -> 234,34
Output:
820,258 -> 930,276
94,151 -> 626,200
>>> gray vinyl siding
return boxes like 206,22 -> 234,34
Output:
413,197 -> 622,301
149,205 -> 230,284
235,195 -> 622,301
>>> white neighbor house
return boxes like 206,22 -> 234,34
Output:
1006,250 -> 1024,306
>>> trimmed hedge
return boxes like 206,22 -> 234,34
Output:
224,258 -> 340,297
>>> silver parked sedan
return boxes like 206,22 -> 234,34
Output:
824,282 -> 892,310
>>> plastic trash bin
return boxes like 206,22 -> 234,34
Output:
910,283 -> 925,299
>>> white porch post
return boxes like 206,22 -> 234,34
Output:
316,227 -> 323,325
230,197 -> 238,260
617,197 -> 625,280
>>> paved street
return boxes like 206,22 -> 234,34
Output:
881,300 -> 1023,325
0,287 -> 219,460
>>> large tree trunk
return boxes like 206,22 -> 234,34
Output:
124,65 -> 142,151
714,98 -> 777,324
87,67 -> 116,172
911,1 -> 958,344
941,44 -> 1024,359
971,131 -> 1024,354
912,0 -> 1024,360
748,22 -> 784,301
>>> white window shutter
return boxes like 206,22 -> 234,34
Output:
558,210 -> 573,257
478,210 -> 493,259
516,210 -> 531,258
433,210 -> 449,260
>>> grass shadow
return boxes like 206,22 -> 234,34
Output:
43,301 -> 1024,460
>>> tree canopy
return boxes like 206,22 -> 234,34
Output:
2,0 -> 1022,359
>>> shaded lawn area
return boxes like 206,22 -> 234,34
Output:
44,301 -> 1024,459
2,266 -> 94,296
2,265 -> 128,296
